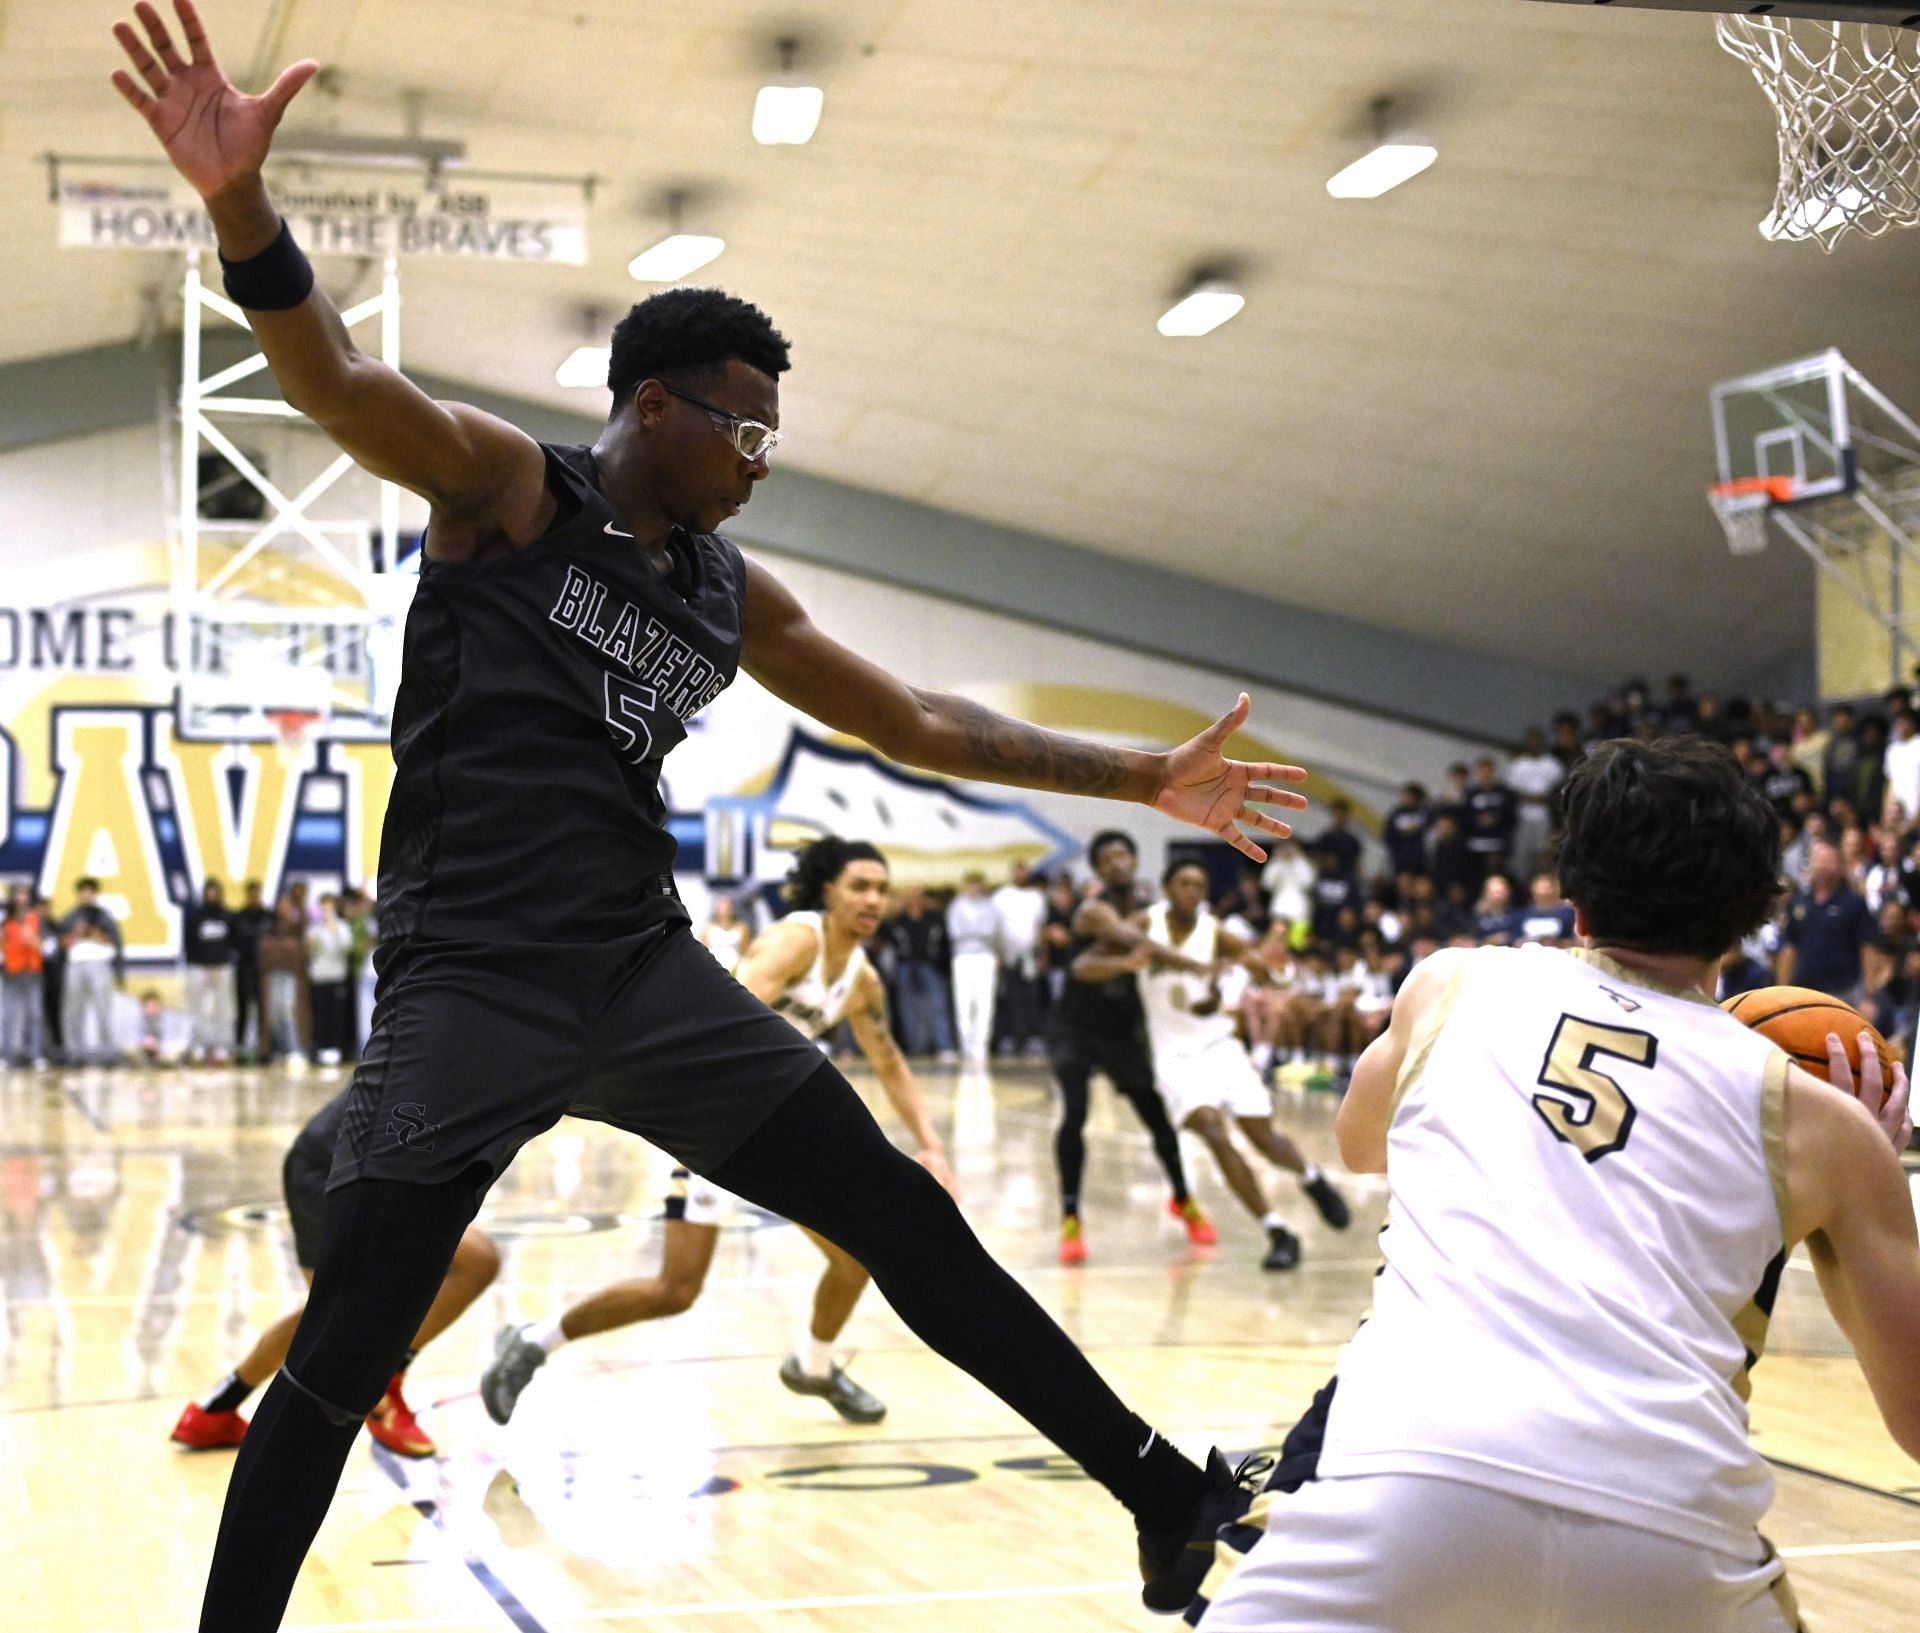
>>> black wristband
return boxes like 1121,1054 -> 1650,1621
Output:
219,217 -> 316,311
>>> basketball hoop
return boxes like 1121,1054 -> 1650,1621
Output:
264,707 -> 323,764
1709,477 -> 1797,557
1716,15 -> 1920,251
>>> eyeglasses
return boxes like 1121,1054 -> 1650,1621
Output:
660,383 -> 782,463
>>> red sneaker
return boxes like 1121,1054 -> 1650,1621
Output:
171,1402 -> 248,1448
366,1374 -> 436,1458
1169,1197 -> 1219,1246
1058,1216 -> 1088,1265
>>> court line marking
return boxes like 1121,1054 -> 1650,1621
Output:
1779,1539 -> 1920,1557
212,1577 -> 1148,1631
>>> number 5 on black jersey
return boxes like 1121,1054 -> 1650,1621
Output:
1533,1015 -> 1657,1162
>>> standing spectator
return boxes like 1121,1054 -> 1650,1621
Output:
1381,783 -> 1431,880
946,872 -> 1000,1069
1691,693 -> 1731,744
1261,836 -> 1316,931
1427,809 -> 1477,906
881,885 -> 955,1061
37,892 -> 64,1063
1863,899 -> 1920,1047
1822,703 -> 1860,810
342,886 -> 379,1057
1660,672 -> 1696,732
990,862 -> 1047,1057
1309,800 -> 1363,882
1777,840 -> 1878,1003
1550,711 -> 1583,769
1853,715 -> 1890,826
305,895 -> 352,1066
230,880 -> 271,1062
1760,742 -> 1813,817
1788,705 -> 1828,796
1308,850 -> 1356,944
2,885 -> 48,1067
696,892 -> 750,975
1885,709 -> 1920,822
59,878 -> 123,1065
256,896 -> 309,1066
1463,756 -> 1517,886
1504,728 -> 1564,885
182,879 -> 235,1064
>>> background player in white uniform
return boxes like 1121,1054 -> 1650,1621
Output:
1078,859 -> 1349,1271
1192,738 -> 1920,1633
696,892 -> 750,975
482,838 -> 954,1426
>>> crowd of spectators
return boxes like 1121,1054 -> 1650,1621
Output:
0,875 -> 380,1069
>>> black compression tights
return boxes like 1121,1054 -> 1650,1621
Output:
1052,1058 -> 1190,1218
198,1063 -> 1201,1631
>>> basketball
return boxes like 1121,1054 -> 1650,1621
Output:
1720,986 -> 1896,1082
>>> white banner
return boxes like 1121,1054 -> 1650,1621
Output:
58,175 -> 588,264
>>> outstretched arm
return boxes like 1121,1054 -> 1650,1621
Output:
846,970 -> 957,1197
108,2 -> 548,549
740,559 -> 1308,861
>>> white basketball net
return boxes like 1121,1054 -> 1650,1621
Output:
1716,17 -> 1920,252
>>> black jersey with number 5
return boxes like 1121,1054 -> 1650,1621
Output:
377,444 -> 743,945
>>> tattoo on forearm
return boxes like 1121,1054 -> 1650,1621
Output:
913,688 -> 1131,796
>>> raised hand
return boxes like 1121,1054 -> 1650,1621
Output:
1152,693 -> 1309,863
110,0 -> 316,200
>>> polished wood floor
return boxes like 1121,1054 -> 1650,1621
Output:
3,1059 -> 1917,1632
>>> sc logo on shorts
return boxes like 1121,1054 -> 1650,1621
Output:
386,1102 -> 440,1152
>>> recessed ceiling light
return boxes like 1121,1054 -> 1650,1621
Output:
555,345 -> 610,388
628,232 -> 725,282
754,84 -> 824,145
1158,281 -> 1245,338
1327,143 -> 1438,199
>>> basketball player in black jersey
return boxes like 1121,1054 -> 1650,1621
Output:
112,7 -> 1308,1623
170,1087 -> 500,1458
1053,831 -> 1218,1263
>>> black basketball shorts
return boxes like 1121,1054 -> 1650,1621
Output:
282,1127 -> 333,1270
326,921 -> 824,1203
1046,1011 -> 1157,1095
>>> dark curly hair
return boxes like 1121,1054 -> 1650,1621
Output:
784,836 -> 887,910
1555,738 -> 1782,959
1087,829 -> 1137,867
1162,856 -> 1209,889
606,287 -> 791,414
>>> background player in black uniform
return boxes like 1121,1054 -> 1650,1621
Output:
169,1087 -> 499,1458
110,8 -> 1309,1624
1052,831 -> 1218,1264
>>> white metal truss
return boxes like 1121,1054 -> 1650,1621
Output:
173,254 -> 408,738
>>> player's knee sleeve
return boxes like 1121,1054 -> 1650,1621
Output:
278,1363 -> 373,1427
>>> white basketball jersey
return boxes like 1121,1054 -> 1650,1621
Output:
1139,903 -> 1236,1059
1318,945 -> 1790,1555
767,910 -> 867,1041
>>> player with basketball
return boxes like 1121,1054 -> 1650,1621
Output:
1074,857 -> 1350,1270
480,836 -> 954,1429
108,7 -> 1303,1624
170,1086 -> 499,1459
1188,737 -> 1920,1632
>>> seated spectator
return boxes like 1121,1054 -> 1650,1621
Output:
1864,898 -> 1918,1047
1471,875 -> 1520,945
1760,741 -> 1813,815
1716,945 -> 1773,1004
1513,873 -> 1577,946
1550,711 -> 1583,768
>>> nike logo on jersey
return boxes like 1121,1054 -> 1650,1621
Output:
1138,1430 -> 1157,1458
604,521 -> 633,538
549,563 -> 726,720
